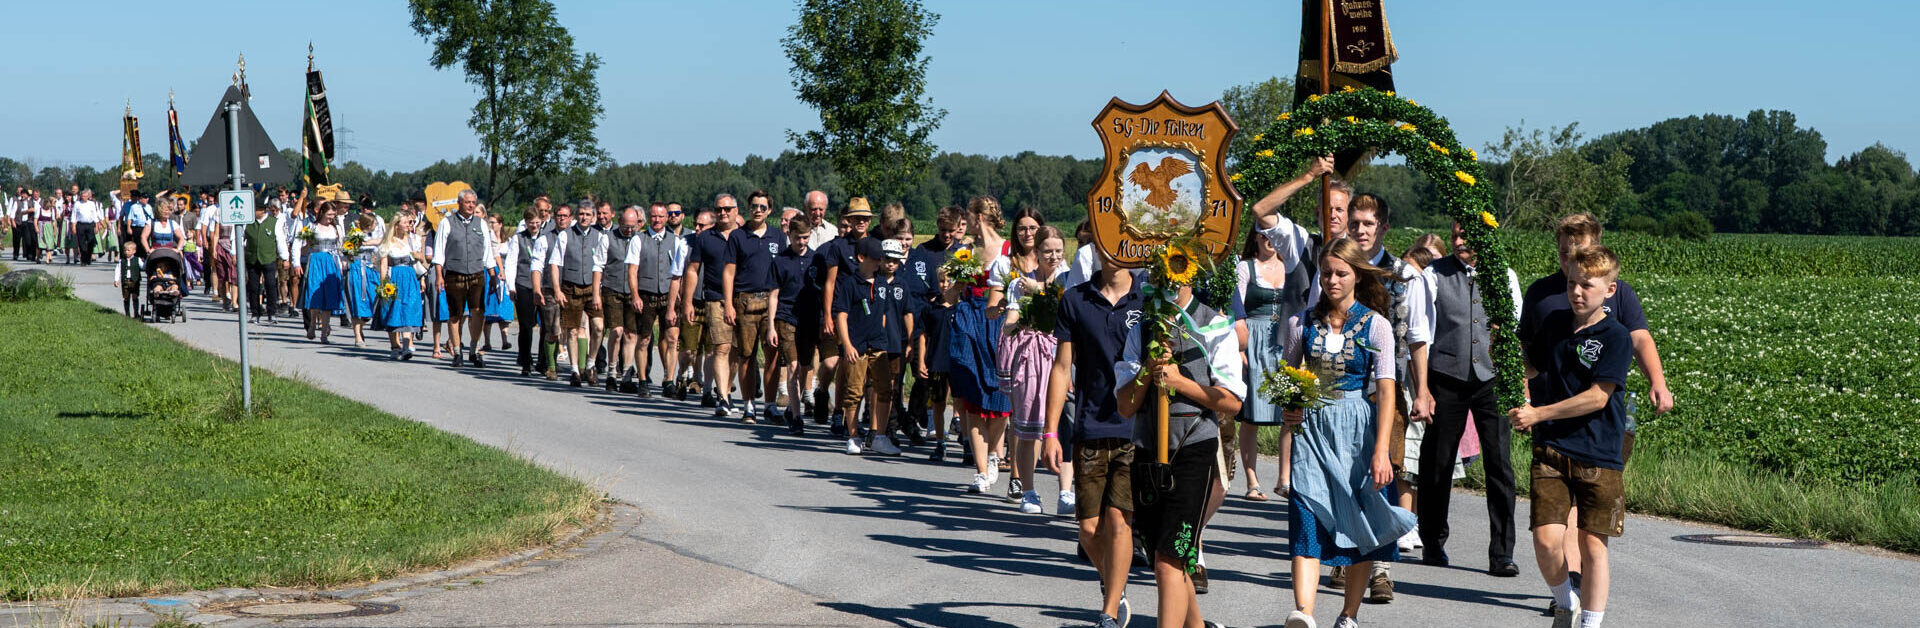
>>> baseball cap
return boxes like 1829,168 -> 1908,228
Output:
844,196 -> 873,218
882,239 -> 908,260
856,236 -> 888,260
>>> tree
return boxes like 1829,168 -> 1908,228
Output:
409,0 -> 608,207
1481,122 -> 1633,229
1220,77 -> 1294,165
782,0 -> 945,204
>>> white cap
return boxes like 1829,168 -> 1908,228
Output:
881,239 -> 908,260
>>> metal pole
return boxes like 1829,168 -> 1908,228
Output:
226,99 -> 252,415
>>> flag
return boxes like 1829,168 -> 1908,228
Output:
122,110 -> 144,180
168,99 -> 189,176
1294,0 -> 1397,177
300,68 -> 334,190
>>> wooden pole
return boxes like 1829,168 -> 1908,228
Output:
1317,0 -> 1334,237
1155,384 -> 1171,464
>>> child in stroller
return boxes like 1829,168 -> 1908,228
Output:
146,247 -> 187,323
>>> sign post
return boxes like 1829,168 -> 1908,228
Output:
222,101 -> 254,416
1085,91 -> 1241,466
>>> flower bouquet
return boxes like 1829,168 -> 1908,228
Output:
377,281 -> 398,300
942,246 -> 990,298
297,225 -> 317,248
344,228 -> 368,255
1015,281 -> 1065,334
1259,365 -> 1328,433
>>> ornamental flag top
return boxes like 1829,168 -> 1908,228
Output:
1085,92 -> 1242,269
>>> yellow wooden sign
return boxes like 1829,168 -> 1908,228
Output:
1085,92 -> 1242,268
422,181 -> 472,228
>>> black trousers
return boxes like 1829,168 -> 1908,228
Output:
11,222 -> 30,259
74,222 -> 97,265
246,261 -> 280,317
513,284 -> 556,370
1417,371 -> 1517,562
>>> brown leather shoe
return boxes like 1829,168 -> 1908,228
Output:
1328,565 -> 1347,588
1367,571 -> 1394,603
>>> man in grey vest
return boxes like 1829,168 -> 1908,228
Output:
504,203 -> 558,378
1419,219 -> 1525,577
547,204 -> 607,387
601,206 -> 645,393
629,202 -> 681,399
432,189 -> 499,368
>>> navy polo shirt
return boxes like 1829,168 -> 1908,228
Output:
821,235 -> 862,280
773,247 -> 810,325
691,228 -> 735,302
903,240 -> 953,303
1519,270 -> 1648,348
1054,276 -> 1146,442
922,301 -> 955,375
1526,311 -> 1634,470
728,224 -> 787,293
832,270 -> 908,354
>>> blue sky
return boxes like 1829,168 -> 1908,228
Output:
2,0 -> 1912,172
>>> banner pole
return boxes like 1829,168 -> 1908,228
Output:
1317,0 -> 1334,238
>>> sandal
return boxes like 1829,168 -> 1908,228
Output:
1244,486 -> 1270,502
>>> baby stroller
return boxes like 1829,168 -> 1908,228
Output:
145,247 -> 188,323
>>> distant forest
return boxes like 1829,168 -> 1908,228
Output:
6,109 -> 1917,236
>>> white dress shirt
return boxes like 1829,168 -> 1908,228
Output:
546,226 -> 608,273
431,211 -> 499,269
500,229 -> 550,288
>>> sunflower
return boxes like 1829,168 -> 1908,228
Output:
1277,112 -> 1291,121
1256,149 -> 1275,159
378,281 -> 398,299
1293,127 -> 1315,137
953,248 -> 972,263
1455,171 -> 1477,186
1159,245 -> 1199,285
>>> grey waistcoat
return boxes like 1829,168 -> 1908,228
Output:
442,212 -> 487,275
1428,255 -> 1494,382
602,230 -> 635,295
633,230 -> 677,295
560,227 -> 596,286
514,230 -> 548,290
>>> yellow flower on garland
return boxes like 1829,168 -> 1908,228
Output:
1429,141 -> 1450,155
1468,148 -> 1479,160
1384,90 -> 1396,97
1277,112 -> 1291,121
1230,172 -> 1244,183
1252,133 -> 1264,142
1397,123 -> 1418,133
1256,149 -> 1275,159
1406,99 -> 1419,106
953,248 -> 973,263
1293,127 -> 1315,137
1341,85 -> 1356,93
1159,245 -> 1200,285
1308,94 -> 1322,102
1343,116 -> 1359,124
1480,211 -> 1499,229
1455,171 -> 1477,186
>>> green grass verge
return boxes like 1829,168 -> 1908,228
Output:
0,298 -> 600,601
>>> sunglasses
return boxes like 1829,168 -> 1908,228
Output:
751,204 -> 770,211
669,211 -> 683,216
718,206 -> 738,212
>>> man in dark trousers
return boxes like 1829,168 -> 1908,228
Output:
242,200 -> 285,324
1419,219 -> 1525,577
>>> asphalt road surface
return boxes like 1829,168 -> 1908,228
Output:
58,262 -> 1918,627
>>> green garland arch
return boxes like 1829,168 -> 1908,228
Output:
1230,87 -> 1524,411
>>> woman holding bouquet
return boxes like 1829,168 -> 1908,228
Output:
344,213 -> 381,347
948,196 -> 1013,495
377,214 -> 426,360
984,205 -> 1046,502
1279,237 -> 1417,628
294,202 -> 348,344
996,225 -> 1073,515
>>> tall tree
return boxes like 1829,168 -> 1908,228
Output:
1220,76 -> 1294,166
1481,122 -> 1632,228
409,0 -> 608,206
782,0 -> 945,203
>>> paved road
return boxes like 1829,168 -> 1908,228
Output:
56,262 -> 1918,627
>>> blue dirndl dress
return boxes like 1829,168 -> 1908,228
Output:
1286,303 -> 1417,565
345,251 -> 379,321
946,288 -> 1010,414
380,255 -> 425,332
303,247 -> 346,314
483,268 -> 515,323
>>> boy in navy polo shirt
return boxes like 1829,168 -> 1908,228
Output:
774,213 -> 816,434
833,236 -> 913,456
1508,246 -> 1633,628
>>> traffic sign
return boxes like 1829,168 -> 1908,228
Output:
219,189 -> 255,225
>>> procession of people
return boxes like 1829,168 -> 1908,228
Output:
5,154 -> 1671,628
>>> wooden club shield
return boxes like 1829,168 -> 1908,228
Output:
1085,92 -> 1242,268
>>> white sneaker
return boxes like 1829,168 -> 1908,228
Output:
1057,489 -> 1077,516
1284,610 -> 1316,628
744,400 -> 757,417
870,435 -> 902,456
985,456 -> 1000,486
1020,490 -> 1043,514
969,473 -> 991,494
1331,615 -> 1357,628
1397,529 -> 1419,552
844,438 -> 863,455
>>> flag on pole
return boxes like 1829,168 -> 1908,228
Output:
168,95 -> 189,176
122,107 -> 144,180
1294,0 -> 1397,177
300,68 -> 335,190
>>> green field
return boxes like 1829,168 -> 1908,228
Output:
0,298 -> 600,601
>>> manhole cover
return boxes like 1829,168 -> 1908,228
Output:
234,601 -> 399,619
1673,533 -> 1826,549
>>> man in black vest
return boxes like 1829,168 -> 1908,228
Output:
432,189 -> 500,368
548,203 -> 607,387
1420,219 -> 1525,577
630,202 -> 681,398
505,204 -> 558,378
602,206 -> 645,392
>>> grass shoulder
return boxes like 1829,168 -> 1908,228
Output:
0,297 -> 600,601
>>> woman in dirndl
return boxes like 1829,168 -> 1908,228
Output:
297,202 -> 348,344
994,222 -> 1071,514
343,213 -> 382,347
1234,228 -> 1291,502
949,195 -> 1012,495
377,213 -> 426,360
1281,238 -> 1416,628
482,212 -> 515,350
